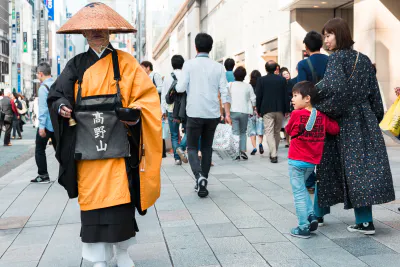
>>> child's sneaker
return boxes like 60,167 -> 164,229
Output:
259,144 -> 264,154
290,227 -> 311,239
250,148 -> 257,155
308,214 -> 319,232
347,222 -> 375,235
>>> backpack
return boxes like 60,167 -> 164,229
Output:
165,73 -> 178,105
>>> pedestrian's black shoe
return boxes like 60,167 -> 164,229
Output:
31,175 -> 50,184
197,176 -> 208,198
234,155 -> 240,161
347,222 -> 375,235
308,214 -> 319,232
270,157 -> 278,163
241,152 -> 248,160
259,144 -> 264,154
250,148 -> 257,155
318,217 -> 324,227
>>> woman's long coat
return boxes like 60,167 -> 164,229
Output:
315,49 -> 395,209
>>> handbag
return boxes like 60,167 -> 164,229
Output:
380,96 -> 400,141
212,124 -> 239,160
165,73 -> 178,105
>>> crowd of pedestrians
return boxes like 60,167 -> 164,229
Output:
150,17 -> 395,240
0,2 -> 397,265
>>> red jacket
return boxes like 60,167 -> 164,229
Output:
285,109 -> 339,164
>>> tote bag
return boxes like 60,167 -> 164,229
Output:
380,96 -> 400,142
212,124 -> 239,160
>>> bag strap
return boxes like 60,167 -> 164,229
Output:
42,84 -> 50,93
171,72 -> 177,81
306,58 -> 318,85
292,108 -> 318,139
76,48 -> 122,105
347,52 -> 360,82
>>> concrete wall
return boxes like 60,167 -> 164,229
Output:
354,0 -> 400,109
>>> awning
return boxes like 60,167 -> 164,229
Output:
279,0 -> 354,11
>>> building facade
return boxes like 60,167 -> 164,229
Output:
150,0 -> 399,109
0,0 -> 10,92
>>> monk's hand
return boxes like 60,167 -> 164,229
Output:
60,106 -> 72,119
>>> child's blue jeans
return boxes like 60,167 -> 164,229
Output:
288,163 -> 315,230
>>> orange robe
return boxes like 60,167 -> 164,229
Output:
75,50 -> 161,211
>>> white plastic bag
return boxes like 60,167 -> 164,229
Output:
162,120 -> 169,140
212,124 -> 240,160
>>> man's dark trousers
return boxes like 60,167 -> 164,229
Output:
35,129 -> 57,176
0,119 -> 12,145
186,117 -> 219,179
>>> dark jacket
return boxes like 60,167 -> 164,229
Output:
315,49 -> 395,209
256,74 -> 290,116
172,92 -> 187,121
297,54 -> 329,84
0,96 -> 13,122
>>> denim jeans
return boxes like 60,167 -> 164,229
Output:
167,112 -> 187,160
289,164 -> 315,230
305,171 -> 316,188
313,183 -> 331,218
231,112 -> 249,152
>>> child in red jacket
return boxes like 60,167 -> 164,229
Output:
285,81 -> 339,239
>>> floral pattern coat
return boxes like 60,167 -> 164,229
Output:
315,49 -> 395,209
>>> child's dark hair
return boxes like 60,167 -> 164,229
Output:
292,81 -> 319,105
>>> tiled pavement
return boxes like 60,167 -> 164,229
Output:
0,140 -> 399,267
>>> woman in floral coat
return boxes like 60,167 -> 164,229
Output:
314,18 -> 395,235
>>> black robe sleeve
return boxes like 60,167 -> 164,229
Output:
47,57 -> 80,198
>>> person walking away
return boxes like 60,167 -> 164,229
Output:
297,30 -> 329,197
0,91 -> 16,146
176,33 -> 231,198
11,93 -> 22,139
28,96 -> 34,124
256,61 -> 290,163
280,67 -> 295,148
47,3 -> 162,266
224,58 -> 235,83
161,55 -> 188,165
315,18 -> 395,234
31,62 -> 57,184
229,66 -> 256,160
286,81 -> 339,238
141,61 -> 166,158
17,94 -> 28,132
248,70 -> 264,155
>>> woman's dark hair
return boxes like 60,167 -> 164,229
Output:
249,70 -> 261,88
322,18 -> 354,50
279,67 -> 290,77
233,66 -> 247,82
171,55 -> 184,70
140,61 -> 153,71
292,81 -> 319,105
12,92 -> 18,99
303,31 -> 323,52
195,33 -> 213,53
224,58 -> 235,71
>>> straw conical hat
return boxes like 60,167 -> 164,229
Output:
57,2 -> 136,34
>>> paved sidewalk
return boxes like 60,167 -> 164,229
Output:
0,143 -> 399,267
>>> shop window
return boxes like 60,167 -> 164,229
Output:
261,38 -> 278,63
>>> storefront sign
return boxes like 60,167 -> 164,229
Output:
16,12 -> 20,33
12,24 -> 16,44
33,39 -> 37,51
17,63 -> 21,93
23,32 -> 28,53
44,0 -> 54,21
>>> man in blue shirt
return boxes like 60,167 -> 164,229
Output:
224,58 -> 235,83
297,31 -> 328,84
31,62 -> 56,183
